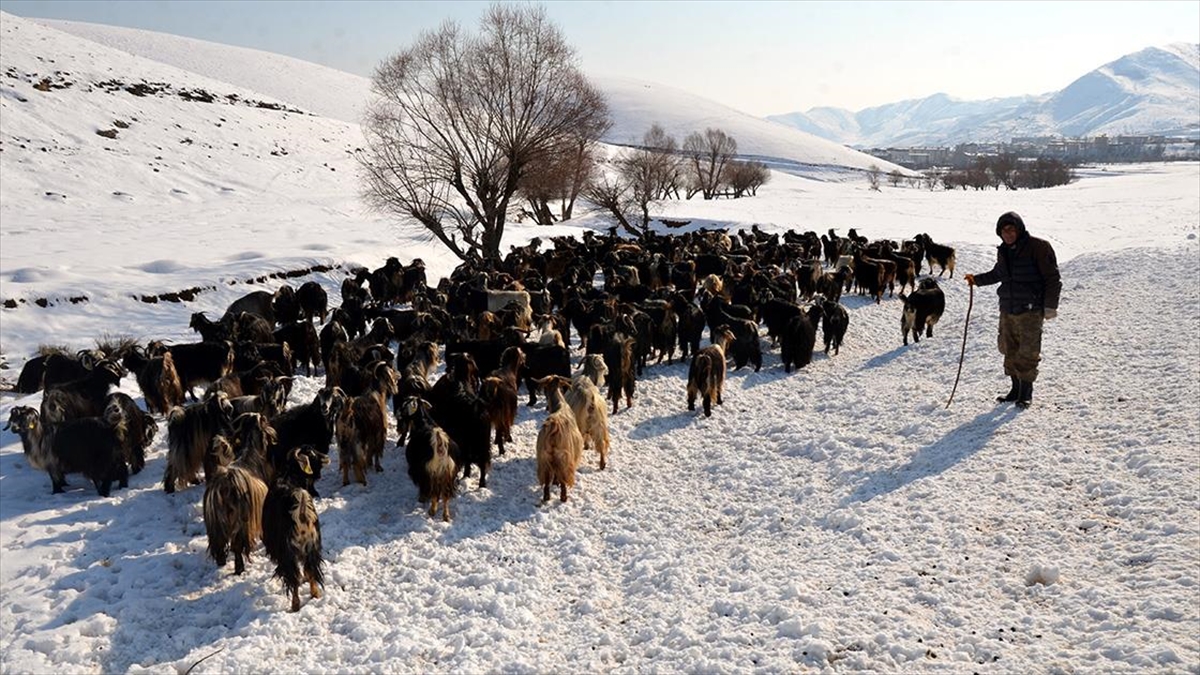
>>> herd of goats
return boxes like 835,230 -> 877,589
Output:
2,225 -> 956,612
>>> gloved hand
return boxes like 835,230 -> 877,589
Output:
1044,308 -> 1057,320
963,274 -> 976,286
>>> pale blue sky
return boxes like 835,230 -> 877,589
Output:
2,1 -> 1197,115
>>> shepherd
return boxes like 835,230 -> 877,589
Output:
964,211 -> 1062,410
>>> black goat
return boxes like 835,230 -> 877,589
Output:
262,446 -> 326,612
392,340 -> 439,447
105,392 -> 155,475
272,285 -> 301,325
901,278 -> 946,345
780,305 -> 824,373
603,334 -> 637,414
397,397 -> 459,521
759,297 -> 803,347
724,318 -> 763,372
482,346 -> 522,456
518,342 -> 571,407
815,267 -> 851,304
669,291 -> 705,361
229,376 -> 290,420
41,348 -> 107,391
151,340 -> 234,401
821,300 -> 850,356
296,281 -> 329,324
163,391 -> 234,493
914,233 -> 956,278
430,376 -> 491,490
40,358 -> 125,423
270,387 -> 343,497
15,347 -> 101,394
275,321 -> 321,376
190,312 -> 232,342
234,341 -> 293,378
318,317 -> 349,372
36,401 -> 130,496
223,289 -> 277,325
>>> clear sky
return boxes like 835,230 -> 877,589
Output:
2,0 -> 1197,115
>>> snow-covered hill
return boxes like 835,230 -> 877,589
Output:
34,14 -> 904,176
769,43 -> 1200,146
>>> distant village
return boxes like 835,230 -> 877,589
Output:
865,133 -> 1200,170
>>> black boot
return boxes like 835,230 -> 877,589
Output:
997,376 -> 1019,403
1015,380 -> 1033,409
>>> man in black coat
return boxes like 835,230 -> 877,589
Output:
964,212 -> 1062,409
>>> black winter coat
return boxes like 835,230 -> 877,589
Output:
974,232 -> 1062,315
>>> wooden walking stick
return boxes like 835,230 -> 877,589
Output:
946,282 -> 974,409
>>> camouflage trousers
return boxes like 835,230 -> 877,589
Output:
997,311 -> 1044,382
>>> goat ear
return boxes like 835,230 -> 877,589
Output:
296,450 -> 313,476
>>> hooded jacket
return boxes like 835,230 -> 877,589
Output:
973,212 -> 1062,314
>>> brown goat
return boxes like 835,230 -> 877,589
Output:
482,346 -> 523,455
203,436 -> 268,575
334,361 -> 397,486
535,375 -> 584,503
123,347 -> 185,415
687,327 -> 733,417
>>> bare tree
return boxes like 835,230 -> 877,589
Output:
990,153 -> 1019,190
866,164 -> 882,191
584,148 -> 659,239
518,129 -> 607,225
682,127 -> 738,200
722,160 -> 771,197
641,123 -> 684,199
888,169 -> 905,187
357,4 -> 610,263
923,169 -> 941,190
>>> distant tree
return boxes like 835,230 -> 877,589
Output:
722,159 -> 771,197
641,123 -> 685,199
357,4 -> 610,263
991,153 -> 1019,190
965,160 -> 991,190
583,149 -> 659,239
683,128 -> 738,199
888,169 -> 905,187
1016,157 -> 1075,189
923,169 -> 941,190
518,118 -> 610,225
866,164 -> 882,191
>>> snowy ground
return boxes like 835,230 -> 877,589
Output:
1,13 -> 1198,674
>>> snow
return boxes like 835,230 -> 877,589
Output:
31,15 -> 910,178
2,12 -> 1199,674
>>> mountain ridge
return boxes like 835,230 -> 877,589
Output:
767,43 -> 1200,147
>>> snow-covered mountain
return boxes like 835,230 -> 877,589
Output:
768,44 -> 1200,147
32,14 -> 904,176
